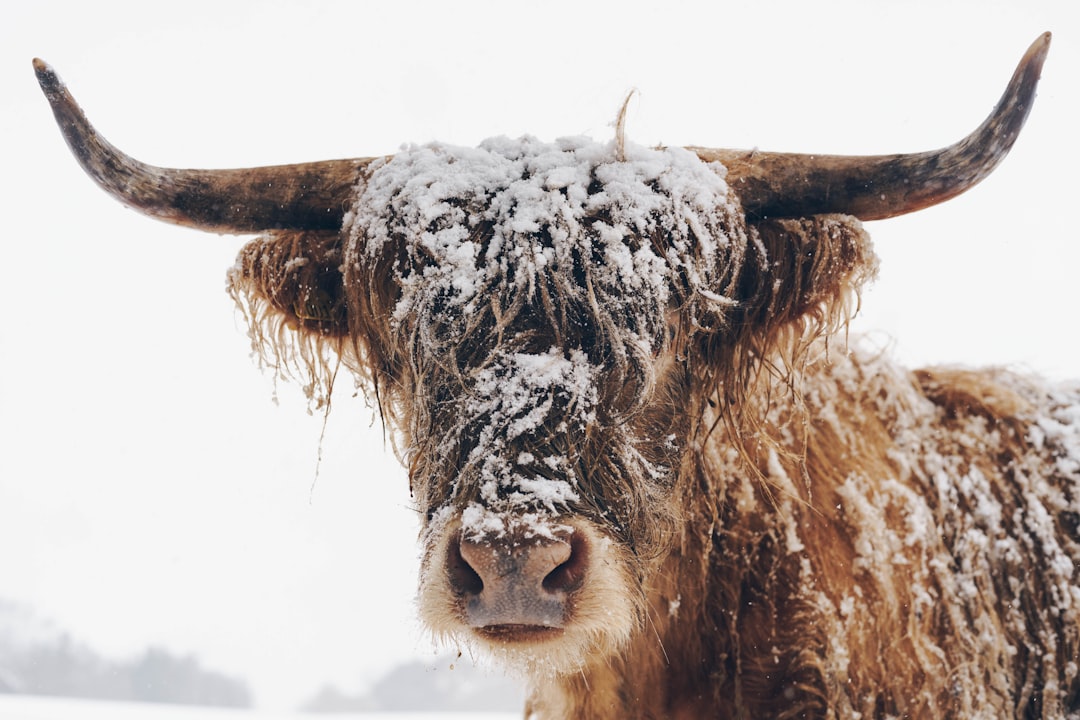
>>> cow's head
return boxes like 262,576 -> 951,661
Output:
34,34 -> 1048,676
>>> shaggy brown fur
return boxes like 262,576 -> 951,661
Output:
229,139 -> 1080,719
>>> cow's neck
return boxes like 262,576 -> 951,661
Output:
526,423 -> 815,717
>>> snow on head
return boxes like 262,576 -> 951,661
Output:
457,348 -> 590,538
349,135 -> 743,336
344,134 -> 747,535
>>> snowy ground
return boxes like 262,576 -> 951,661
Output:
0,695 -> 519,720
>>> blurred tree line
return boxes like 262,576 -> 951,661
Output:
0,600 -> 251,707
1,599 -> 525,712
301,657 -> 524,713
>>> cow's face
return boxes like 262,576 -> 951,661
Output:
226,137 -> 877,674
339,136 -> 750,672
201,135 -> 877,675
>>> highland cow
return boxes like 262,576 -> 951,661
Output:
35,33 -> 1080,718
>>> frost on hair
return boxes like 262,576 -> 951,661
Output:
226,135 -> 877,527
228,229 -> 353,410
340,136 -> 752,537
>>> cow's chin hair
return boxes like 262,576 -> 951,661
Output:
417,517 -> 640,678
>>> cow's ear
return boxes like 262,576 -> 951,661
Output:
229,230 -> 348,338
227,230 -> 351,408
731,214 -> 877,344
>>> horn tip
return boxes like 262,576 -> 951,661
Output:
32,57 -> 53,80
1021,32 -> 1051,81
1029,31 -> 1051,65
32,57 -> 65,99
1010,32 -> 1051,115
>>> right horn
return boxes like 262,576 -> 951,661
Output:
693,32 -> 1050,221
34,58 -> 379,235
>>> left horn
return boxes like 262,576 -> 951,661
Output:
693,32 -> 1050,221
34,58 -> 376,234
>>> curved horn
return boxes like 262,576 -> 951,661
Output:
693,32 -> 1050,221
33,58 -> 377,234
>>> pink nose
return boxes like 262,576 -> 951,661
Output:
447,530 -> 587,631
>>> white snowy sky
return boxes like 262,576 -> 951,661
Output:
1,0 -> 1077,711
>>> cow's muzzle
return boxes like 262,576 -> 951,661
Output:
446,528 -> 588,639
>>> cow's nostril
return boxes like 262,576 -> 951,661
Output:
447,534 -> 484,597
542,533 -> 588,593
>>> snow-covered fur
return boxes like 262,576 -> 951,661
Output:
229,136 -> 1080,718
